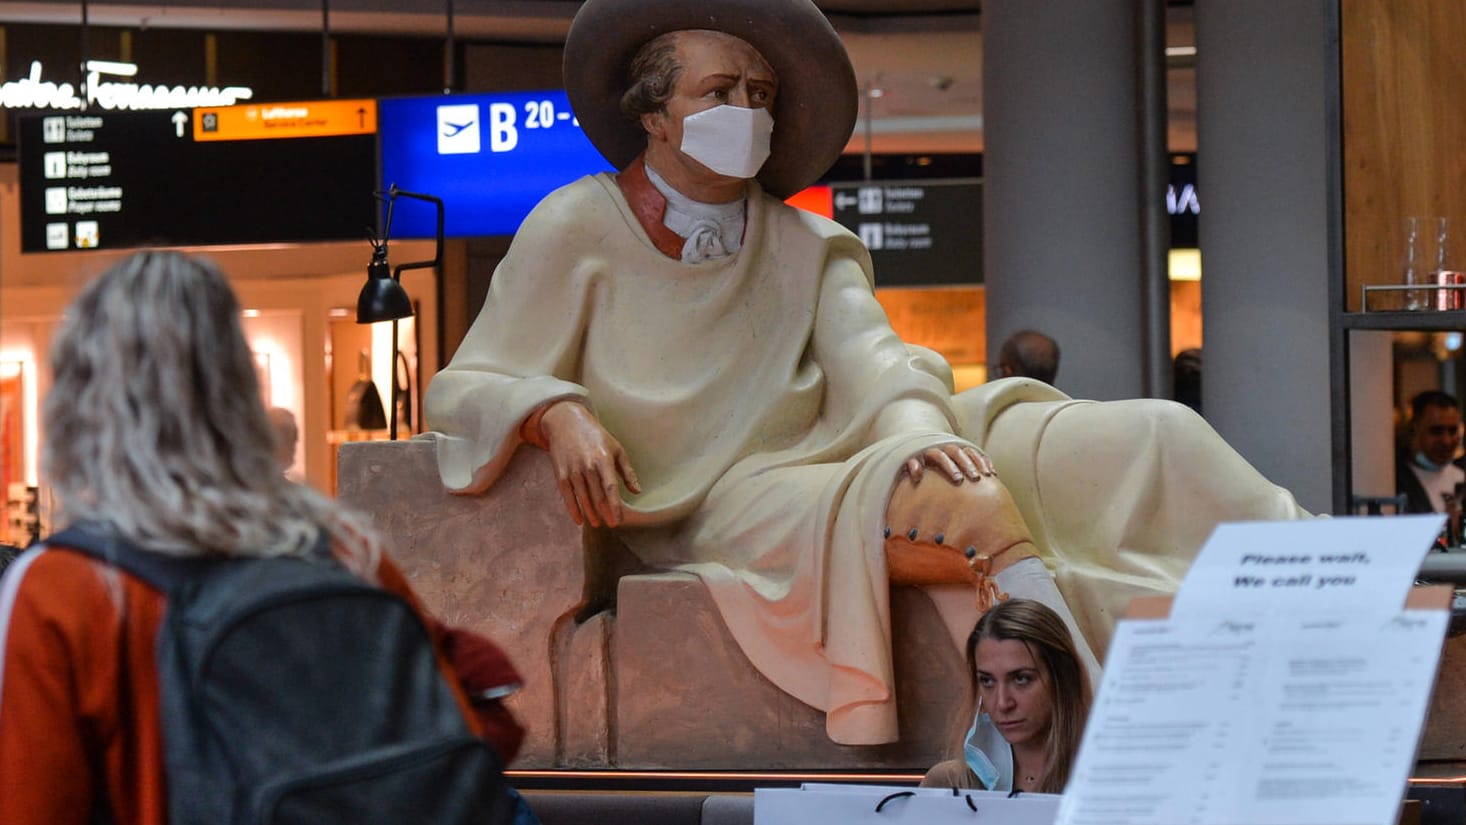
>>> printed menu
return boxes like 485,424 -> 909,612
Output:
1056,515 -> 1449,825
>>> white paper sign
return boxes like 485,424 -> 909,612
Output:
1057,516 -> 1449,825
1171,515 -> 1443,617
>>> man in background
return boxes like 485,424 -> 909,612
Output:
1173,348 -> 1202,415
995,329 -> 1061,385
1397,390 -> 1465,514
266,406 -> 298,476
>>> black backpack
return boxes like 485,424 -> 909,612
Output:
48,523 -> 516,825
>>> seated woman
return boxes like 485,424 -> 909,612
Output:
922,598 -> 1092,795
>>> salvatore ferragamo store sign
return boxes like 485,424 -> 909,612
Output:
0,60 -> 254,111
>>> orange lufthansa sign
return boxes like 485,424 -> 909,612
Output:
192,99 -> 377,141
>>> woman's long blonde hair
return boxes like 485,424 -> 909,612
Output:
42,251 -> 380,575
950,598 -> 1092,794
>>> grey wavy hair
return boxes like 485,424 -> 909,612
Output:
621,30 -> 684,121
42,250 -> 380,575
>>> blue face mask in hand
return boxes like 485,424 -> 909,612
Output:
963,708 -> 1014,791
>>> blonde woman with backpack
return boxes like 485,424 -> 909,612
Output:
0,251 -> 529,825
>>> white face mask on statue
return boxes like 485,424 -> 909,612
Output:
679,104 -> 775,180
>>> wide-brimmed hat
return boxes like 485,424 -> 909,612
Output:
563,0 -> 857,199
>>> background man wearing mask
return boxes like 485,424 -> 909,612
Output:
1397,390 -> 1465,514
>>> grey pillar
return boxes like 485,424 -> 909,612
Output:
983,0 -> 1148,401
1195,1 -> 1332,513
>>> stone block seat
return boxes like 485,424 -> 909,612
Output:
338,439 -> 964,770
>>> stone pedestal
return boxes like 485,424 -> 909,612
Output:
614,572 -> 962,769
338,439 -> 584,766
338,439 -> 966,770
343,440 -> 1466,773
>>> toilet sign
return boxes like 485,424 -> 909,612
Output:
830,179 -> 982,288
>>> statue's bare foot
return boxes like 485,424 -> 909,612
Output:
884,471 -> 1037,593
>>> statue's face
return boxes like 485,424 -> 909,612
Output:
642,30 -> 778,184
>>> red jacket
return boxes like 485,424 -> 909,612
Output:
0,545 -> 523,825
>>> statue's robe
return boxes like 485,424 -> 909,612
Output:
424,173 -> 1306,744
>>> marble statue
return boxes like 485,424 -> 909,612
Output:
421,0 -> 1307,745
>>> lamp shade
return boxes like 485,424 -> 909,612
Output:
357,256 -> 414,323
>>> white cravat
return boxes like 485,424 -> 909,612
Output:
644,163 -> 746,264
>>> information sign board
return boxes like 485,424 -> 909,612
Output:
193,99 -> 376,142
829,179 -> 982,287
377,90 -> 613,238
18,101 -> 377,253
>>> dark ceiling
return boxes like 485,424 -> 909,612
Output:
0,1 -> 1199,154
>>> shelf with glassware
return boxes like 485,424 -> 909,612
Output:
1351,213 -> 1466,324
1355,269 -> 1466,330
1344,307 -> 1466,331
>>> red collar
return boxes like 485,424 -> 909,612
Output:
615,155 -> 686,260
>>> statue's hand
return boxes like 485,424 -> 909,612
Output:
899,443 -> 995,486
538,401 -> 642,528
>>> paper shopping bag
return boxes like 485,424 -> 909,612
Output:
754,784 -> 1059,825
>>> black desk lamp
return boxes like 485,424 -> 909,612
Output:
357,185 -> 444,440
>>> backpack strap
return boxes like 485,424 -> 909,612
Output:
41,523 -> 221,594
41,523 -> 338,594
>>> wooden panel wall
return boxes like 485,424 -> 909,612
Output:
1342,0 -> 1466,311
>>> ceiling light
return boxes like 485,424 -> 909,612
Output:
1169,248 -> 1201,282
